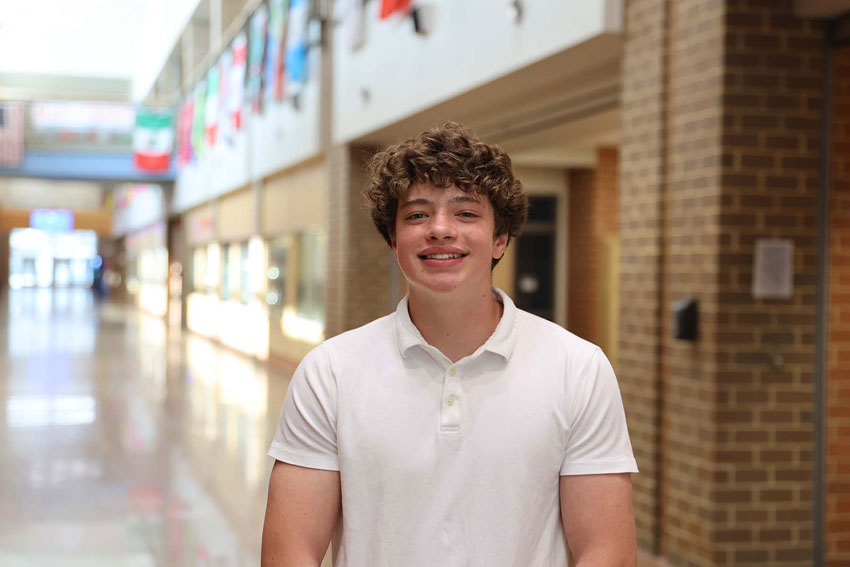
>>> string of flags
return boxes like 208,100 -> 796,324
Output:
143,0 -> 428,174
164,0 -> 312,173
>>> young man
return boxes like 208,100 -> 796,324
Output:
262,123 -> 638,567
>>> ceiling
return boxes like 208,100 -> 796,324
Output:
501,109 -> 620,169
0,0 -> 200,103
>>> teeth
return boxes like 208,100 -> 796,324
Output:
425,253 -> 462,259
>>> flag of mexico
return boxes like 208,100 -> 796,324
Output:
133,110 -> 174,172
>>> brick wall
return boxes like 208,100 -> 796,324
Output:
326,145 -> 395,338
598,148 -> 621,362
661,1 -> 725,565
828,45 -> 850,567
622,1 -> 825,565
620,0 -> 668,552
596,148 -> 621,238
568,149 -> 620,351
716,4 -> 822,564
568,168 -> 598,342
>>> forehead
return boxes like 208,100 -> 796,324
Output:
402,182 -> 483,203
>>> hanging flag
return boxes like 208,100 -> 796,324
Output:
217,51 -> 233,145
286,0 -> 309,96
341,0 -> 366,50
175,100 -> 185,167
229,32 -> 248,130
191,82 -> 206,158
177,97 -> 194,166
204,64 -> 220,147
266,0 -> 288,103
380,0 -> 410,19
133,109 -> 174,172
0,104 -> 25,168
247,5 -> 268,113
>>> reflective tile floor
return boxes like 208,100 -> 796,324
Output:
0,288 -> 293,567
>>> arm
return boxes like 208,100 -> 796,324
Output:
560,473 -> 636,567
262,460 -> 341,567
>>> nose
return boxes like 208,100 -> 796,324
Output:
426,210 -> 456,241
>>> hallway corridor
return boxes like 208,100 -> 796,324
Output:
0,289 -> 290,566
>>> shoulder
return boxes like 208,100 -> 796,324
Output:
320,312 -> 397,366
513,308 -> 600,365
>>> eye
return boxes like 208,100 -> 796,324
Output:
406,212 -> 427,220
458,211 -> 478,218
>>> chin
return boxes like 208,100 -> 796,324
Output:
418,281 -> 460,295
406,276 -> 463,295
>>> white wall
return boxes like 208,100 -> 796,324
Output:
332,0 -> 623,144
172,51 -> 323,214
112,184 -> 165,236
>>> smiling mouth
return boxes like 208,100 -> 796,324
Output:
419,253 -> 467,260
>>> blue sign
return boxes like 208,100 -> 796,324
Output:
29,209 -> 74,232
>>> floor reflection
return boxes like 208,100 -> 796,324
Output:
0,288 -> 293,567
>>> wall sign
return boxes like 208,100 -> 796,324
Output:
752,238 -> 794,299
29,209 -> 74,232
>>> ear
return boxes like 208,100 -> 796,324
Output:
493,232 -> 508,260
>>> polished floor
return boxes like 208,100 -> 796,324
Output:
0,288 -> 292,567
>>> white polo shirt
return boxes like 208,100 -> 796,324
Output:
268,288 -> 637,567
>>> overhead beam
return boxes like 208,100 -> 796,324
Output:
0,73 -> 131,103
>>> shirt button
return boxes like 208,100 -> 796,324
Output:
425,347 -> 432,354
449,367 -> 457,377
446,396 -> 456,406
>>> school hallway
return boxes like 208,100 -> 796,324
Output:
0,287 -> 290,567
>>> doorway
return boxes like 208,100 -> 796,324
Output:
8,228 -> 97,289
513,196 -> 557,321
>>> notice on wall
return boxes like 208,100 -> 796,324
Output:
752,239 -> 794,299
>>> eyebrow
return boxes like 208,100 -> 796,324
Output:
399,195 -> 481,208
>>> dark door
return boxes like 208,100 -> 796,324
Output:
513,196 -> 556,321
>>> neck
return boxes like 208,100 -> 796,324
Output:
407,284 -> 503,363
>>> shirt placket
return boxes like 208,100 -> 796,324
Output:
440,363 -> 461,433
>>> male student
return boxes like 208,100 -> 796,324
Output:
262,122 -> 638,567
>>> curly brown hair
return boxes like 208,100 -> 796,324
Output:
363,122 -> 528,266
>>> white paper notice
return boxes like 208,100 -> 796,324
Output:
752,239 -> 794,299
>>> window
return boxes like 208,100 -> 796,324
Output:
266,234 -> 292,317
296,229 -> 327,324
191,247 -> 207,293
240,242 -> 251,304
221,243 -> 231,300
204,242 -> 221,291
266,228 -> 327,343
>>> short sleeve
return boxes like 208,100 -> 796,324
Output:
560,347 -> 638,476
268,344 -> 340,471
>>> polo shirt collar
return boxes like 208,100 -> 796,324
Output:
394,286 -> 518,362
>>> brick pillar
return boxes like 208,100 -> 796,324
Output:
661,2 -> 725,565
568,168 -> 598,342
326,145 -> 395,338
596,148 -> 620,360
620,0 -> 668,553
568,148 -> 620,352
716,5 -> 822,565
622,1 -> 824,565
827,45 -> 850,567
